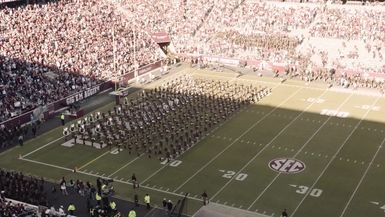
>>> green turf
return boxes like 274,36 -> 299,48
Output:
1,71 -> 385,217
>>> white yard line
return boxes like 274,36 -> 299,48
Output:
291,95 -> 382,217
140,82 -> 282,186
247,92 -> 354,209
173,86 -> 304,193
140,163 -> 169,185
78,151 -> 111,170
143,208 -> 157,217
211,88 -> 330,201
19,156 -> 205,202
22,136 -> 64,158
339,136 -> 385,217
210,202 -> 271,217
107,154 -> 144,178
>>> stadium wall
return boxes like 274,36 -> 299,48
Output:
0,81 -> 112,129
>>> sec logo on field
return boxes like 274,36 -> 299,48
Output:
268,158 -> 306,174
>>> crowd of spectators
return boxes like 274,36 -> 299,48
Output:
0,199 -> 38,217
118,0 -> 384,75
1,0 -> 385,123
0,170 -> 47,206
0,0 -> 162,122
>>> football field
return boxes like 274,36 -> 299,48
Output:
1,69 -> 385,217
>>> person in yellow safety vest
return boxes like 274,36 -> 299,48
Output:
128,209 -> 136,217
67,203 -> 76,215
110,201 -> 117,212
96,193 -> 102,206
60,114 -> 65,126
144,194 -> 151,210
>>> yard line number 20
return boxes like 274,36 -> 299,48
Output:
219,170 -> 248,181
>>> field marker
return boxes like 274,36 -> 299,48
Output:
289,184 -> 297,188
166,188 -> 169,192
213,89 -> 332,203
249,93 -> 354,210
340,135 -> 385,217
83,169 -> 87,173
108,154 -> 143,178
21,155 -> 206,204
231,204 -> 235,207
101,173 -> 105,176
370,201 -> 380,205
153,185 -> 157,188
224,202 -> 227,205
292,96 -> 382,217
95,172 -> 99,175
19,158 -> 74,172
78,151 -> 110,170
173,87 -> 304,192
22,136 -> 64,158
89,170 -> 94,174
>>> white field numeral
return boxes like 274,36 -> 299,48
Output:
356,105 -> 380,111
306,98 -> 325,104
295,185 -> 323,197
219,170 -> 248,181
160,160 -> 182,167
380,204 -> 385,212
320,109 -> 349,118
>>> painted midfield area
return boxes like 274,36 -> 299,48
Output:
1,75 -> 385,217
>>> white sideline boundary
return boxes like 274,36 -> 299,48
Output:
173,86 -> 304,192
212,88 -> 330,202
291,95 -> 382,217
339,135 -> 385,217
18,156 -> 269,217
247,92 -> 354,209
